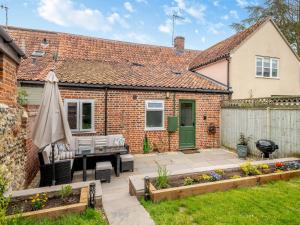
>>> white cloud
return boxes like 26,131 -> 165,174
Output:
158,19 -> 172,33
209,22 -> 224,35
195,29 -> 199,34
124,2 -> 134,13
37,0 -> 111,31
236,0 -> 249,7
107,12 -> 129,28
229,10 -> 239,19
222,10 -> 239,20
37,0 -> 131,32
185,5 -> 206,21
114,32 -> 154,44
136,0 -> 148,4
213,1 -> 219,6
163,0 -> 206,22
201,36 -> 206,43
222,15 -> 229,20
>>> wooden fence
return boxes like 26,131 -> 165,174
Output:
221,97 -> 300,157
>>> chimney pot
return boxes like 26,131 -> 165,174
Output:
174,36 -> 185,52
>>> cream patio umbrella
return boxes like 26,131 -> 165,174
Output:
32,69 -> 72,185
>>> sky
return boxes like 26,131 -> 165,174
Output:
0,0 -> 263,50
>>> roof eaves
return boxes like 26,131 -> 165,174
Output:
19,80 -> 231,94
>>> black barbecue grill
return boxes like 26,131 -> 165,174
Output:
256,139 -> 278,158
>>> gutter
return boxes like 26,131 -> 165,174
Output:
0,27 -> 26,58
19,80 -> 232,95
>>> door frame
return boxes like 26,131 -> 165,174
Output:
179,99 -> 196,149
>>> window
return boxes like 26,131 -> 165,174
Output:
145,100 -> 164,130
64,99 -> 94,132
256,56 -> 279,78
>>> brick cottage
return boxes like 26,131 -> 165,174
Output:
6,26 -> 230,155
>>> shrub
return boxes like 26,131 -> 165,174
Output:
30,193 -> 48,211
17,88 -> 28,106
200,174 -> 213,182
238,133 -> 250,145
214,169 -> 224,176
155,165 -> 168,189
230,175 -> 241,179
240,162 -> 261,176
183,177 -> 194,186
59,185 -> 73,199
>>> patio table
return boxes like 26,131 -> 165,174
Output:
75,146 -> 127,181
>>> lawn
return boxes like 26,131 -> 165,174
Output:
7,208 -> 107,225
142,178 -> 300,225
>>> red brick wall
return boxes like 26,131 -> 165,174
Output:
0,54 -> 18,107
60,87 -> 225,153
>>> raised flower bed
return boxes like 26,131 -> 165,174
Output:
146,160 -> 300,203
5,185 -> 89,219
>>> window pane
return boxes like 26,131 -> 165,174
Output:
181,103 -> 193,126
256,66 -> 262,76
256,58 -> 262,67
263,68 -> 270,77
67,102 -> 78,130
148,102 -> 163,109
263,58 -> 270,68
272,59 -> 278,69
272,68 -> 278,77
82,102 -> 92,130
146,111 -> 163,128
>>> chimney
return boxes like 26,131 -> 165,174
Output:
174,36 -> 185,52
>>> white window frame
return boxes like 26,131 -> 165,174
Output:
64,99 -> 95,132
256,56 -> 279,79
145,100 -> 165,131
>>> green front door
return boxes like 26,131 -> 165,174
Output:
179,100 -> 195,149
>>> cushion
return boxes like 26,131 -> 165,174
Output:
96,161 -> 113,170
120,154 -> 134,162
58,151 -> 75,160
94,136 -> 107,149
107,135 -> 123,147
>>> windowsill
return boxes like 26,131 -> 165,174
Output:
145,128 -> 165,131
255,76 -> 280,80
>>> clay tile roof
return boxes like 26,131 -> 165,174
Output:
189,18 -> 269,70
55,59 -> 225,90
4,26 -> 228,92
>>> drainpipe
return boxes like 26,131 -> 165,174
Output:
104,87 -> 108,135
226,57 -> 231,91
226,57 -> 232,100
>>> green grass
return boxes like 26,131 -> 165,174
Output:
141,178 -> 300,225
7,208 -> 107,225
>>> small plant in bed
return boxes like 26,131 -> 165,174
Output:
155,165 -> 168,189
214,169 -> 224,176
200,174 -> 214,182
210,172 -> 222,181
183,177 -> 194,186
286,161 -> 300,170
240,162 -> 261,176
258,164 -> 270,173
30,193 -> 48,211
59,185 -> 73,202
275,162 -> 285,170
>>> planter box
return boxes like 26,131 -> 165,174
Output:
149,170 -> 300,203
6,187 -> 88,220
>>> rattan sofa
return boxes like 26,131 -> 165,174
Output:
38,146 -> 74,187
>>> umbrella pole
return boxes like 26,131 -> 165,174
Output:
52,143 -> 56,186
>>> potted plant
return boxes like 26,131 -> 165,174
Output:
236,133 -> 250,158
